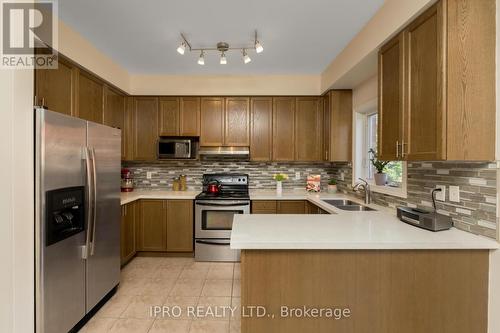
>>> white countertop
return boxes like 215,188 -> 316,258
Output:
231,192 -> 500,250
121,189 -> 498,250
121,190 -> 199,205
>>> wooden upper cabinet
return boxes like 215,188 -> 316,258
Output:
272,97 -> 296,161
225,97 -> 250,146
250,97 -> 273,161
166,200 -> 193,252
295,97 -> 323,161
403,2 -> 445,161
445,0 -> 495,160
378,33 -> 404,161
200,97 -> 224,146
133,97 -> 158,160
180,97 -> 201,136
103,86 -> 126,160
329,91 -> 352,162
123,97 -> 135,161
137,200 -> 166,251
35,58 -> 76,116
378,0 -> 495,161
322,94 -> 331,161
158,97 -> 180,136
77,71 -> 104,123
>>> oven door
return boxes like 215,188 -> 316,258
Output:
195,200 -> 250,239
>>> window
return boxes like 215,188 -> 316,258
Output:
353,100 -> 407,198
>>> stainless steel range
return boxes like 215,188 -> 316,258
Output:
195,174 -> 250,262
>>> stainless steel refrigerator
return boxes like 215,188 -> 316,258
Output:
35,108 -> 121,333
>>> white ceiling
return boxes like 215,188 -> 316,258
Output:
59,0 -> 384,75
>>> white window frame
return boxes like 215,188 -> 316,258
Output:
352,98 -> 408,198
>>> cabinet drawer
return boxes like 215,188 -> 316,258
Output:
252,200 -> 277,214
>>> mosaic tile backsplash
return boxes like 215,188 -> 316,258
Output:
123,160 -> 337,190
331,162 -> 498,239
123,160 -> 498,239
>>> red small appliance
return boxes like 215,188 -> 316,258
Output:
206,181 -> 221,194
121,168 -> 134,192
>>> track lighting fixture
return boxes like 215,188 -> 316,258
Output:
176,30 -> 263,65
197,51 -> 205,65
242,49 -> 251,64
220,52 -> 227,65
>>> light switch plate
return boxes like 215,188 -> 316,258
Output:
295,172 -> 300,180
435,185 -> 446,201
146,171 -> 153,179
449,186 -> 460,202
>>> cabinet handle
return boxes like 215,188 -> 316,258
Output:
325,150 -> 329,161
401,142 -> 407,159
396,140 -> 400,159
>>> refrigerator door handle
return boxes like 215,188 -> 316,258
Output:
84,146 -> 93,259
90,147 -> 97,256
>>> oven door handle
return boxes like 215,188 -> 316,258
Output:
196,201 -> 250,207
195,239 -> 231,246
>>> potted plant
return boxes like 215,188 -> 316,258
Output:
328,179 -> 338,193
369,148 -> 390,185
273,173 -> 289,195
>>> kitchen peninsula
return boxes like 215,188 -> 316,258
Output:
231,193 -> 499,333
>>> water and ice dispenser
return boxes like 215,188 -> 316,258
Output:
45,186 -> 85,246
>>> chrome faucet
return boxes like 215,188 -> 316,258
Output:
353,178 -> 371,205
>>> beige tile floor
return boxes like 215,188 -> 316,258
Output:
79,257 -> 241,333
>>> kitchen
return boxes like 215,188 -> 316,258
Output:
2,0 -> 500,333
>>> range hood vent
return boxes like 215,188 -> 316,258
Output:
198,146 -> 250,158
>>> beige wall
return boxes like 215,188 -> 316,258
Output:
0,69 -> 35,333
130,74 -> 321,96
352,75 -> 378,110
58,20 -> 130,92
320,0 -> 434,92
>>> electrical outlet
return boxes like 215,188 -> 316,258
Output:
295,172 -> 300,180
146,171 -> 153,179
435,185 -> 446,201
449,186 -> 460,202
339,172 -> 345,181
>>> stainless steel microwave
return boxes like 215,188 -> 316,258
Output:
158,137 -> 198,159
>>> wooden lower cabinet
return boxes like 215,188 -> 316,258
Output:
251,200 -> 307,214
251,200 -> 277,214
121,202 -> 136,265
166,200 -> 194,252
137,200 -> 166,251
305,201 -> 329,214
134,199 -> 194,253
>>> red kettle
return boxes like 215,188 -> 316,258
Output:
207,181 -> 221,194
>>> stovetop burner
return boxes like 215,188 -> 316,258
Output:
196,173 -> 249,201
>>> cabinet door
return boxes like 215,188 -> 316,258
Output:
121,202 -> 136,265
250,98 -> 273,161
277,200 -> 306,214
77,71 -> 104,123
225,97 -> 250,146
166,200 -> 193,252
378,33 -> 404,161
330,91 -> 352,162
123,97 -> 135,161
35,58 -> 76,116
403,2 -> 445,161
103,87 -> 126,160
200,97 -> 224,146
295,97 -> 323,161
323,94 -> 331,161
272,97 -> 295,161
133,97 -> 158,160
137,200 -> 166,251
180,97 -> 201,136
159,97 -> 180,136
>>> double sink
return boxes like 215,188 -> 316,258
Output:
322,199 -> 376,211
